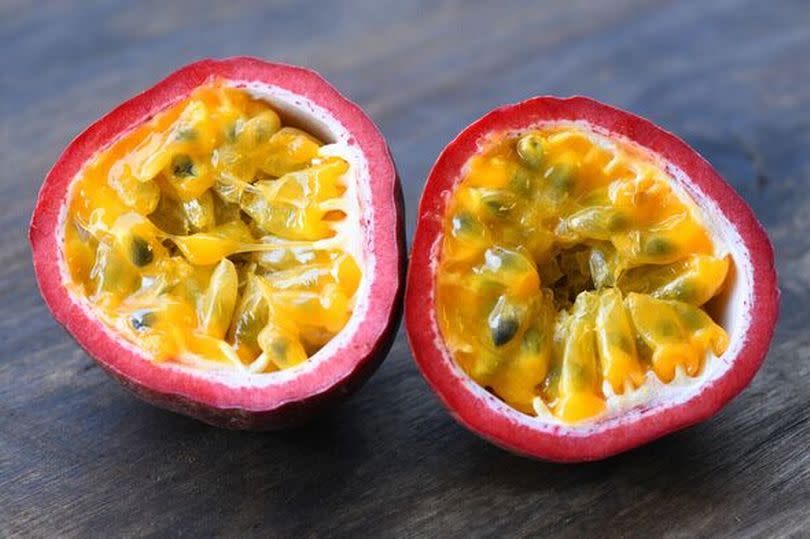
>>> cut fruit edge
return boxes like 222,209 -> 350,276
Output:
30,57 -> 405,424
406,95 -> 779,461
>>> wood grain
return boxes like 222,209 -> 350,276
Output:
1,0 -> 808,537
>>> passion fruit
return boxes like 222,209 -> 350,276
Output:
406,96 -> 778,461
30,57 -> 405,429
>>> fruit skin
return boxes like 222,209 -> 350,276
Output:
30,57 -> 405,429
406,96 -> 779,461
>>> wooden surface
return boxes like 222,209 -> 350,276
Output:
1,1 -> 808,537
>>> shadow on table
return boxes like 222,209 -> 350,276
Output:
112,362 -> 754,532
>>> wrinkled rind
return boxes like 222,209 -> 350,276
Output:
30,57 -> 405,429
405,95 -> 778,462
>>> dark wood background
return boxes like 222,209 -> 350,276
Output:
2,1 -> 808,537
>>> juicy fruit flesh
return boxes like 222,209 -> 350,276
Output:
62,84 -> 362,373
435,125 -> 730,423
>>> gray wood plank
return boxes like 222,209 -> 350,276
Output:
1,0 -> 808,537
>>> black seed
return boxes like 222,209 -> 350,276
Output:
171,155 -> 195,178
484,198 -> 511,217
271,338 -> 288,358
522,327 -> 542,354
516,134 -> 544,169
645,237 -> 674,257
670,281 -> 697,302
252,126 -> 270,144
130,236 -> 153,267
510,169 -> 532,194
635,336 -> 654,360
676,305 -> 704,330
130,310 -> 156,331
545,163 -> 573,195
658,320 -> 677,337
490,316 -> 519,347
570,361 -> 594,386
174,128 -> 197,141
612,333 -> 633,354
607,212 -> 628,232
226,122 -> 239,142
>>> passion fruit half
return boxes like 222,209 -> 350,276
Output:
30,58 -> 405,429
406,96 -> 778,461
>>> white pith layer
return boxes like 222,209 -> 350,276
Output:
431,120 -> 752,432
57,80 -> 376,389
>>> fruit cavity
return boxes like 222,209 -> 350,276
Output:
62,84 -> 362,373
435,125 -> 730,423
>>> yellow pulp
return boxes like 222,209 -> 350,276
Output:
436,126 -> 730,423
63,84 -> 362,372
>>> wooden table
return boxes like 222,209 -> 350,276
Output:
2,1 -> 808,537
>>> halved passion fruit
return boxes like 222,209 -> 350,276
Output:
406,96 -> 778,461
30,58 -> 405,429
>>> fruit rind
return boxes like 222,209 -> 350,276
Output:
30,57 -> 405,429
406,95 -> 778,461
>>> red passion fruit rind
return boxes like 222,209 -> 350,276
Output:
406,96 -> 778,462
30,57 -> 405,429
